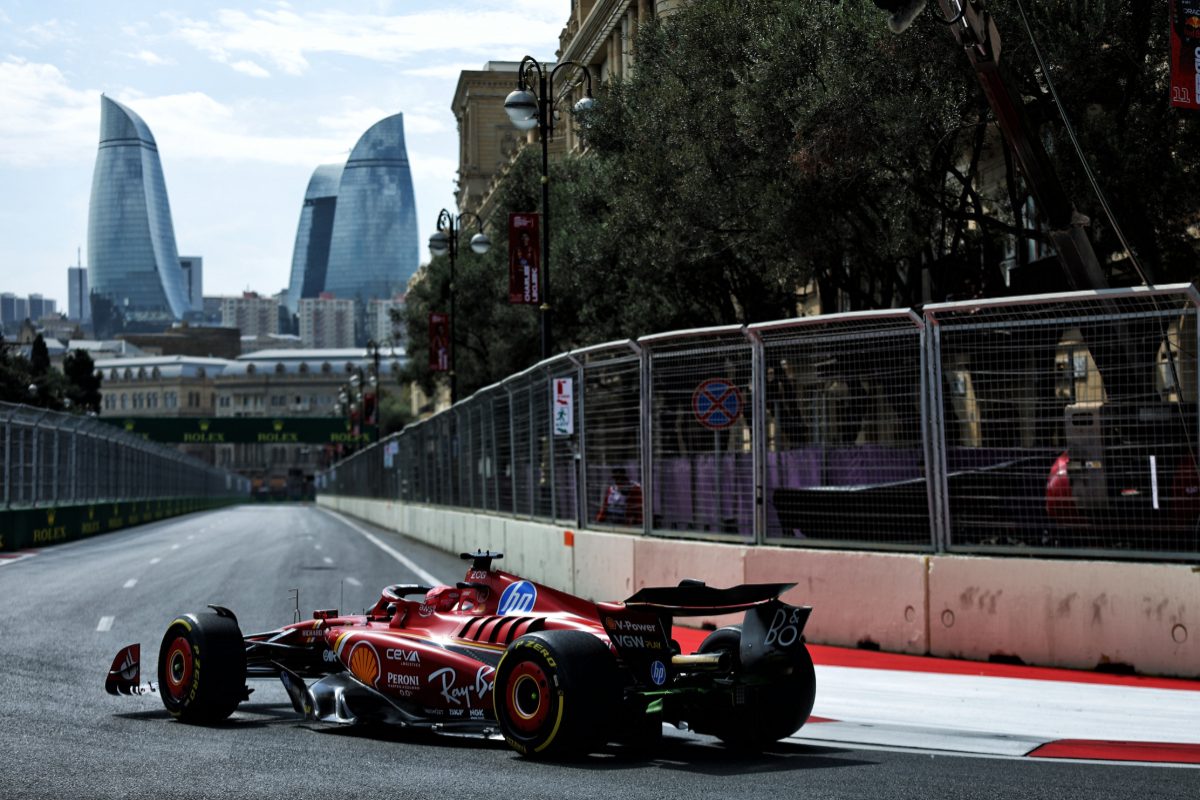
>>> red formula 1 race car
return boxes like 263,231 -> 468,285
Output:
106,551 -> 816,758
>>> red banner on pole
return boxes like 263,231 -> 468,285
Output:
1171,0 -> 1200,110
429,312 -> 449,372
508,212 -> 541,305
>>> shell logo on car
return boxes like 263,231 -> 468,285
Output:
347,641 -> 381,688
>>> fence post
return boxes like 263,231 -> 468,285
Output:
639,341 -> 653,536
2,406 -> 13,509
922,315 -> 951,552
746,328 -> 766,546
574,356 -> 586,530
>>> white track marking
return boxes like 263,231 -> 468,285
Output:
123,579 -> 137,589
149,557 -> 161,565
345,577 -> 362,587
323,556 -> 333,565
317,509 -> 441,586
805,664 -> 1200,759
97,616 -> 114,631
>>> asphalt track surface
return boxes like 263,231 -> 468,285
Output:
1,504 -> 1197,800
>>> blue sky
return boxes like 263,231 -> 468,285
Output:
0,0 -> 564,309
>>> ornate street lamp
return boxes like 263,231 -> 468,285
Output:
428,209 -> 491,405
504,56 -> 594,362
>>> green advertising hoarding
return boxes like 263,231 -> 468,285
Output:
101,417 -> 375,445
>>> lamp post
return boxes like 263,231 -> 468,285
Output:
365,339 -> 397,439
504,56 -> 594,362
428,209 -> 491,405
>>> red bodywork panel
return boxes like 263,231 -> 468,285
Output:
247,564 -> 614,720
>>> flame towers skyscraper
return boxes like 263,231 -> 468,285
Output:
87,95 -> 190,336
322,112 -> 419,304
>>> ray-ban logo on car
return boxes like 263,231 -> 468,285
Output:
496,581 -> 537,615
650,660 -> 667,686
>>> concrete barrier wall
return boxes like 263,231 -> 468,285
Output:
316,496 -> 1198,678
928,556 -> 1198,676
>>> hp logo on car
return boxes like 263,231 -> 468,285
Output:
497,581 -> 538,615
650,660 -> 667,686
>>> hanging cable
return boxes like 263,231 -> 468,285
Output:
1013,0 -> 1152,286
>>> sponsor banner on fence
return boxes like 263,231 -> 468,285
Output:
429,312 -> 450,372
508,212 -> 541,305
1171,0 -> 1200,110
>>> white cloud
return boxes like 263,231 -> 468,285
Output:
19,18 -> 78,48
168,6 -> 564,76
229,59 -> 271,78
127,50 -> 175,67
0,58 -> 96,167
401,63 -> 480,80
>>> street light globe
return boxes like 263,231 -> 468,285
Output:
504,89 -> 539,131
428,230 -> 450,257
573,95 -> 596,115
469,232 -> 492,255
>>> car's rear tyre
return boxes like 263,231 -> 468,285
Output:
157,611 -> 246,723
694,625 -> 816,749
493,631 -> 619,759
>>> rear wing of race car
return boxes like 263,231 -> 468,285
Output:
597,581 -> 812,688
618,581 -> 796,616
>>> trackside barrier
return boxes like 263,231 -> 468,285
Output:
1,401 -> 249,551
317,494 -> 1199,677
323,285 -> 1200,562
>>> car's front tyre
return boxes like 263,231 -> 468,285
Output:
157,611 -> 246,723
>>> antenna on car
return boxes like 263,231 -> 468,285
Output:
460,550 -> 504,572
290,588 -> 300,623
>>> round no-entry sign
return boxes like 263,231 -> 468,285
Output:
692,378 -> 743,430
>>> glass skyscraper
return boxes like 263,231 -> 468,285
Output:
323,113 -> 419,304
285,163 -> 344,316
87,95 -> 190,336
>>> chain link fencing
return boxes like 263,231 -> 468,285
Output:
320,285 -> 1200,561
2,402 -> 250,508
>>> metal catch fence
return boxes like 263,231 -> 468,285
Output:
321,285 -> 1200,561
1,402 -> 250,508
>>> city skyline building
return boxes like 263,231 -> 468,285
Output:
68,267 -> 90,323
365,296 -> 406,347
299,295 -> 356,349
0,293 -> 26,329
87,95 -> 190,337
179,256 -> 204,313
286,163 -> 343,317
323,113 -> 419,315
219,292 -> 280,338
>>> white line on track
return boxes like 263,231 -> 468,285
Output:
150,557 -> 161,565
345,577 -> 362,587
317,509 -> 442,586
123,579 -> 137,589
97,616 -> 114,632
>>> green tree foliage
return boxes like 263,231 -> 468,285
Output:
0,333 -> 35,404
405,0 -> 1197,400
29,334 -> 50,377
63,349 -> 103,413
401,149 -> 545,397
